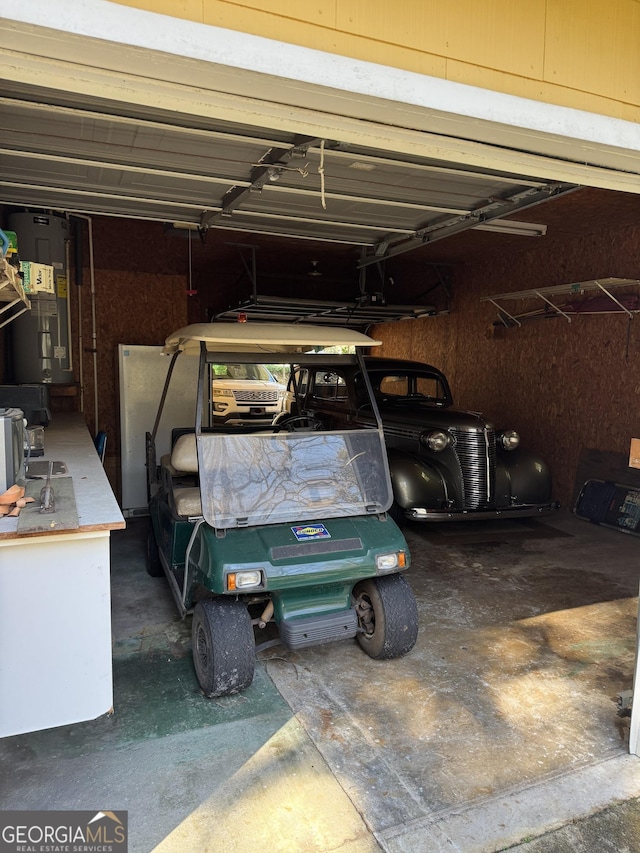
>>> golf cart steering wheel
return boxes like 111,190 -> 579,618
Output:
273,414 -> 324,432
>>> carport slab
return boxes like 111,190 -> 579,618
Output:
0,633 -> 376,853
261,513 -> 639,846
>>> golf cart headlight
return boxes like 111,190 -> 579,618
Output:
376,551 -> 407,574
421,430 -> 452,452
499,429 -> 520,450
227,570 -> 263,591
214,388 -> 234,398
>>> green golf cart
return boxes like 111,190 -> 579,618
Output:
146,321 -> 418,697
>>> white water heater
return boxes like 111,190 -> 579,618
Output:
9,212 -> 71,384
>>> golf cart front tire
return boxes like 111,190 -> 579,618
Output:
353,574 -> 418,660
192,599 -> 255,698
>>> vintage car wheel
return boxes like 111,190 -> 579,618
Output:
353,574 -> 418,660
145,524 -> 164,577
192,599 -> 255,698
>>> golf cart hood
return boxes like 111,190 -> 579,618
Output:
163,322 -> 382,355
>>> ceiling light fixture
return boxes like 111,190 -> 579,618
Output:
473,219 -> 547,237
308,260 -> 323,277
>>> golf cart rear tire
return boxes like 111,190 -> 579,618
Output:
354,574 -> 418,660
192,599 -> 255,698
145,524 -> 164,577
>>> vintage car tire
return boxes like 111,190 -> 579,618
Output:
145,524 -> 164,577
353,574 -> 418,660
192,599 -> 255,698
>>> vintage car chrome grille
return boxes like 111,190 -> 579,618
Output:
451,428 -> 496,508
382,425 -> 420,440
233,389 -> 279,403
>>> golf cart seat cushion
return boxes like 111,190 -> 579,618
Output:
160,454 -> 178,476
171,433 -> 198,473
173,486 -> 202,517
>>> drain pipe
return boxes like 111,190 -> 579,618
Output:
71,214 -> 98,431
64,228 -> 73,374
73,218 -> 84,413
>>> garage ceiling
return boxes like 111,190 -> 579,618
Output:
0,85 -> 579,270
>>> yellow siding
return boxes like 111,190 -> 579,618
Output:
336,0 -> 547,78
448,62 -> 640,123
220,0 -> 337,27
109,0 -> 640,120
545,0 -> 640,105
200,3 -> 448,76
134,0 -> 203,16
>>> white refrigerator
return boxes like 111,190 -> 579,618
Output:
118,344 -> 198,515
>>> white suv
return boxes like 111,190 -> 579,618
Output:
211,362 -> 287,423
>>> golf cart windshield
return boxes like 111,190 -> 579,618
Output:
154,322 -> 392,528
197,429 -> 392,529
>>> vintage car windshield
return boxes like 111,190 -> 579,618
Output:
196,430 -> 392,529
356,370 -> 451,406
369,370 -> 451,405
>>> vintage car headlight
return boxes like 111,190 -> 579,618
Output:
420,430 -> 452,452
376,551 -> 407,574
498,429 -> 520,450
226,570 -> 263,590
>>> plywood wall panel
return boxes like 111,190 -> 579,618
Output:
80,268 -> 188,457
376,219 -> 640,509
58,218 -> 191,499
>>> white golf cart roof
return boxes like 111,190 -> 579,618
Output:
162,322 -> 381,355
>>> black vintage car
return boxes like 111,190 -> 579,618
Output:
289,357 -> 558,523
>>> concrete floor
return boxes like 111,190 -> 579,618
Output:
2,511 -> 640,852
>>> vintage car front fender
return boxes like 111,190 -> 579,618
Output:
497,448 -> 553,504
386,448 -> 451,510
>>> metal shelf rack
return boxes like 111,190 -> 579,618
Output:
482,278 -> 640,327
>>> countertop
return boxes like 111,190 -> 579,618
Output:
0,413 -> 125,539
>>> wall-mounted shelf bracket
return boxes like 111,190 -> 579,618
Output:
482,278 -> 640,326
